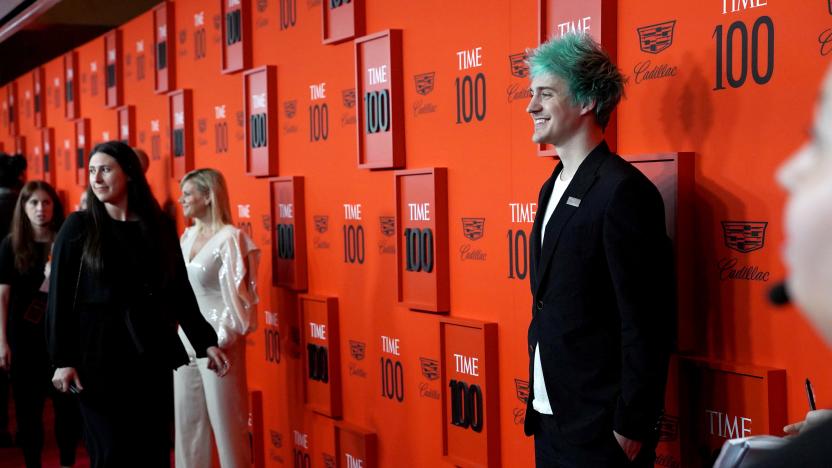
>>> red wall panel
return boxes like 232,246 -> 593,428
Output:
537,0 -> 618,157
104,30 -> 124,109
32,67 -> 46,129
271,176 -> 307,290
64,52 -> 81,121
440,318 -> 500,468
116,105 -> 136,146
220,0 -> 252,74
153,1 -> 176,94
244,65 -> 279,176
322,0 -> 363,45
355,30 -> 404,169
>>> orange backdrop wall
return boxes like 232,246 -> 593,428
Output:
2,1 -> 831,467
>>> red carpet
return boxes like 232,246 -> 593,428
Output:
0,398 -> 89,468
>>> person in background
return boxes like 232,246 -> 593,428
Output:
132,147 -> 149,174
77,191 -> 88,212
46,141 -> 230,468
0,153 -> 27,235
746,65 -> 832,466
0,152 -> 26,447
0,181 -> 81,468
174,168 -> 259,468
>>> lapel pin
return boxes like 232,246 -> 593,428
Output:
566,196 -> 581,207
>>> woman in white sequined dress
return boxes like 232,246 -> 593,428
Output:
174,168 -> 260,468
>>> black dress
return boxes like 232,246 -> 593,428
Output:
0,186 -> 18,444
45,212 -> 218,468
0,236 -> 81,468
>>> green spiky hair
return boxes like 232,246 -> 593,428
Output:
528,33 -> 625,130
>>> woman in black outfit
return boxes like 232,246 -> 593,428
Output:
0,181 -> 80,468
0,152 -> 27,447
46,141 -> 230,468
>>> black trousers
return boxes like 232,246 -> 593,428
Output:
10,349 -> 82,468
533,411 -> 657,468
77,366 -> 172,468
0,369 -> 9,436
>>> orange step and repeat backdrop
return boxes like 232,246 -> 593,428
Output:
2,0 -> 832,467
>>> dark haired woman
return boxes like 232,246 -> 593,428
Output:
0,181 -> 80,467
45,141 -> 230,468
0,152 -> 27,446
0,152 -> 27,237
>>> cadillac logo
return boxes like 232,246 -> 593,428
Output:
380,216 -> 395,237
284,100 -> 296,119
419,357 -> 439,381
462,217 -> 485,241
637,20 -> 676,54
414,72 -> 435,95
342,89 -> 356,108
349,340 -> 366,360
514,378 -> 530,404
509,52 -> 529,78
722,221 -> 767,253
313,215 -> 329,234
658,414 -> 679,442
269,430 -> 282,448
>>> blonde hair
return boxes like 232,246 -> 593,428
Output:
181,168 -> 234,232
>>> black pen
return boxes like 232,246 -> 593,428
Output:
806,378 -> 817,411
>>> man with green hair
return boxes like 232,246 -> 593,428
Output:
523,33 -> 675,467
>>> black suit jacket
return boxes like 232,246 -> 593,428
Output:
524,141 -> 675,444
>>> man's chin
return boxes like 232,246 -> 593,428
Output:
531,131 -> 553,145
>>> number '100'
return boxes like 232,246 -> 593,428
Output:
364,90 -> 390,134
380,357 -> 404,402
449,379 -> 484,432
276,223 -> 295,260
713,16 -> 774,90
173,129 -> 185,157
250,113 -> 267,148
343,225 -> 365,264
455,73 -> 486,123
225,10 -> 242,45
403,227 -> 433,273
293,449 -> 310,468
307,344 -> 328,383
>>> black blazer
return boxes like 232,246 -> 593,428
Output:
45,212 -> 218,377
524,141 -> 675,444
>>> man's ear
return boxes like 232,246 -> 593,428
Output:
579,99 -> 596,116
